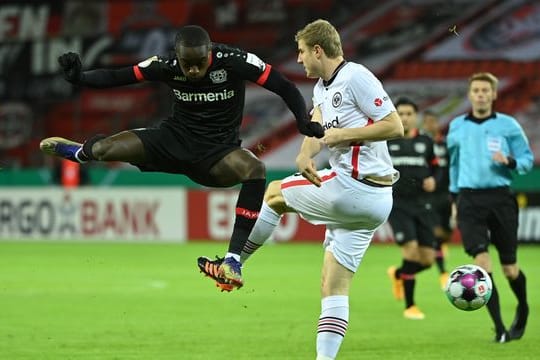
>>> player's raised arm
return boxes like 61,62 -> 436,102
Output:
296,106 -> 324,186
58,52 -> 140,88
259,66 -> 324,138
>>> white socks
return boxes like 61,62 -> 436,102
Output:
316,295 -> 349,359
240,202 -> 281,263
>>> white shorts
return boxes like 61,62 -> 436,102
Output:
281,169 -> 393,272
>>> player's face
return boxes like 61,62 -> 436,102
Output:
297,39 -> 320,79
396,104 -> 417,133
468,80 -> 496,116
176,44 -> 212,81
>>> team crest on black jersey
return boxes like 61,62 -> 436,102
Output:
209,69 -> 227,83
414,143 -> 426,153
332,92 -> 342,108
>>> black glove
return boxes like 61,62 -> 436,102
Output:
297,120 -> 324,138
58,52 -> 83,84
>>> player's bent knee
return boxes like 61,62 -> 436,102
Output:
244,158 -> 266,179
91,138 -> 113,160
264,180 -> 282,201
264,180 -> 288,213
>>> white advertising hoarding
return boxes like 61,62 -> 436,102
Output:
0,187 -> 187,242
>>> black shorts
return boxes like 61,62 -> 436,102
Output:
457,187 -> 518,264
389,197 -> 437,248
431,192 -> 452,232
130,121 -> 241,184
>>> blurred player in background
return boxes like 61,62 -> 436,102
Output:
447,72 -> 533,343
40,25 -> 324,291
422,110 -> 450,288
228,19 -> 403,360
386,98 -> 441,320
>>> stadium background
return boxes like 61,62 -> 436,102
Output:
1,0 -> 539,243
1,1 -> 540,359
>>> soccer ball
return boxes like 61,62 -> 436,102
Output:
444,264 -> 492,311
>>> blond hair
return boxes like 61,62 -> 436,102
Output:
295,19 -> 343,58
469,72 -> 498,92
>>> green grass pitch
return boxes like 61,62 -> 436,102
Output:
0,241 -> 538,359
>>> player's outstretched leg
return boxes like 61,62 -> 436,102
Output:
197,256 -> 236,292
40,137 -> 86,163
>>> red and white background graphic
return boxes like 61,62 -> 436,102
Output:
0,188 -> 398,243
1,188 -> 538,242
0,188 -> 186,241
183,190 -> 393,243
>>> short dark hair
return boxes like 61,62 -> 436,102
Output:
175,25 -> 211,49
395,97 -> 418,112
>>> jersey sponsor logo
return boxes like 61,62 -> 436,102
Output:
172,89 -> 235,102
209,69 -> 227,83
373,96 -> 389,107
174,75 -> 186,81
323,116 -> 339,130
137,56 -> 159,68
487,136 -> 502,152
391,156 -> 427,166
245,52 -> 266,71
414,143 -> 426,153
332,92 -> 342,108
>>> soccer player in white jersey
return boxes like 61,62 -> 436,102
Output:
239,19 -> 403,360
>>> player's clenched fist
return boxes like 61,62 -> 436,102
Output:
297,120 -> 324,138
322,127 -> 347,147
58,52 -> 82,84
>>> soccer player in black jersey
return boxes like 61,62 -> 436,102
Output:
386,97 -> 441,320
422,110 -> 451,289
40,25 -> 324,291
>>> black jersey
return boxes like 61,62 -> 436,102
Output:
388,129 -> 439,198
134,43 -> 271,142
432,133 -> 449,194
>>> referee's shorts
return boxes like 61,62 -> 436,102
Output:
457,187 -> 518,264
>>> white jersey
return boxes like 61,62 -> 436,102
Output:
313,61 -> 397,180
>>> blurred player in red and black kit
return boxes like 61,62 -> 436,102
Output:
422,110 -> 451,288
386,98 -> 442,320
40,25 -> 324,290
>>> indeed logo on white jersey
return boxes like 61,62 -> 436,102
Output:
323,117 -> 339,130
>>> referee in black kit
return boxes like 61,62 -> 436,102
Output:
447,72 -> 534,343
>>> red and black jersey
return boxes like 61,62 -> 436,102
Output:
388,129 -> 440,198
133,43 -> 272,142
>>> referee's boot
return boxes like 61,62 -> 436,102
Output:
509,302 -> 529,340
494,328 -> 511,343
197,256 -> 236,292
40,137 -> 86,163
